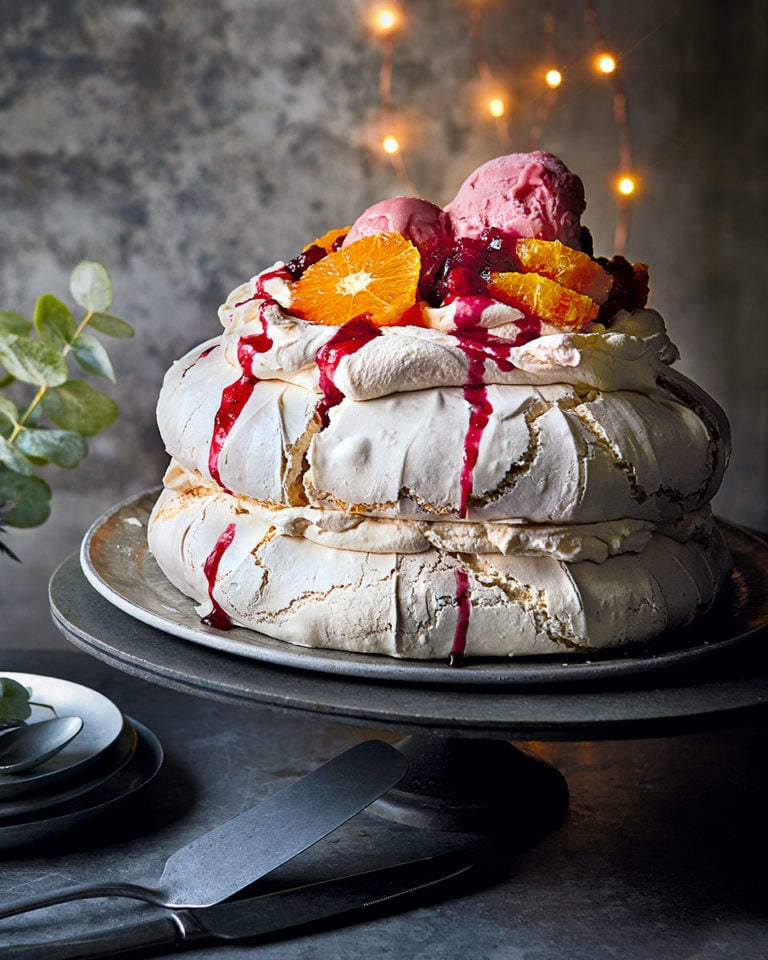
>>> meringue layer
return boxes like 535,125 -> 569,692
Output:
157,337 -> 728,524
148,477 -> 731,658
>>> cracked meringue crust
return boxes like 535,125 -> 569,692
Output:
147,476 -> 731,658
157,335 -> 727,524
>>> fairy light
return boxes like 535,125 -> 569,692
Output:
545,68 -> 563,88
370,4 -> 402,112
370,5 -> 400,36
382,135 -> 400,155
617,175 -> 636,196
488,96 -> 505,118
596,52 -> 617,74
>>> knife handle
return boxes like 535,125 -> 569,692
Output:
1,911 -> 204,960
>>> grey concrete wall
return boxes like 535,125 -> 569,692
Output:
1,0 -> 766,649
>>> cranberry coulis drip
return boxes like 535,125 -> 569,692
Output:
201,522 -> 237,630
448,298 -> 542,518
209,306 -> 274,490
314,318 -> 382,427
448,567 -> 472,667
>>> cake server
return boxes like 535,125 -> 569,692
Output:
0,739 -> 407,919
0,851 -> 481,960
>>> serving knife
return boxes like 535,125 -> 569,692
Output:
2,851 -> 482,959
0,739 -> 407,919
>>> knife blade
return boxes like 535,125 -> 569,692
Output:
0,739 -> 408,919
3,851 -> 484,960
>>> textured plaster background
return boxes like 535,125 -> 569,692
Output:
1,0 -> 766,649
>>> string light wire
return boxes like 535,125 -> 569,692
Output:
366,0 -> 637,251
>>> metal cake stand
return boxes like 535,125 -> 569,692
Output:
49,519 -> 768,836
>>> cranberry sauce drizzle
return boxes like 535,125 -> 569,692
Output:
208,306 -> 274,490
450,300 -> 542,518
314,318 -> 382,427
448,567 -> 471,667
201,522 -> 237,630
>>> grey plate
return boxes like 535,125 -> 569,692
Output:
80,490 -> 768,686
0,674 -> 125,800
0,720 -> 137,820
0,719 -> 162,851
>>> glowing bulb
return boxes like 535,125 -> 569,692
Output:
371,6 -> 399,35
545,69 -> 562,89
617,175 -> 636,196
596,53 -> 617,74
382,135 -> 400,155
488,96 -> 505,118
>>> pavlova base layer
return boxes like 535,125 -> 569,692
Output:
147,483 -> 732,660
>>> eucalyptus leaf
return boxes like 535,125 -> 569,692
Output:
0,436 -> 33,475
88,312 -> 135,339
72,331 -> 116,382
0,374 -> 14,390
69,261 -> 113,313
15,427 -> 88,468
34,294 -> 77,348
0,396 -> 18,426
39,379 -> 119,436
0,678 -> 32,726
0,333 -> 68,387
0,469 -> 51,527
0,311 -> 32,337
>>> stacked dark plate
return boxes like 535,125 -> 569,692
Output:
0,673 -> 162,850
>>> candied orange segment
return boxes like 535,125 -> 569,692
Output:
303,226 -> 351,254
290,232 -> 421,327
488,271 -> 599,331
515,238 -> 613,304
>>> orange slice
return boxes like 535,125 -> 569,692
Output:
515,238 -> 613,304
290,232 -> 421,327
488,271 -> 600,331
303,226 -> 351,254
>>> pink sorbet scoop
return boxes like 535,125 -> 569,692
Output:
343,196 -> 451,253
445,151 -> 586,249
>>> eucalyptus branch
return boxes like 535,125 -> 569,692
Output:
0,261 -> 134,556
6,309 -> 95,446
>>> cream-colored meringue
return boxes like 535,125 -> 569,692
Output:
148,480 -> 731,658
157,343 -> 727,523
160,462 -> 716,563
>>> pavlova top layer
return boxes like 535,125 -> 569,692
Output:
218,282 -> 678,400
208,149 -> 673,401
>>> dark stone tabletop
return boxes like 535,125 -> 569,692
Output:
0,648 -> 767,958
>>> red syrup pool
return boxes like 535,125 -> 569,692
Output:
450,298 -> 542,518
208,306 -> 274,490
314,318 -> 382,427
201,522 -> 237,630
448,567 -> 471,667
